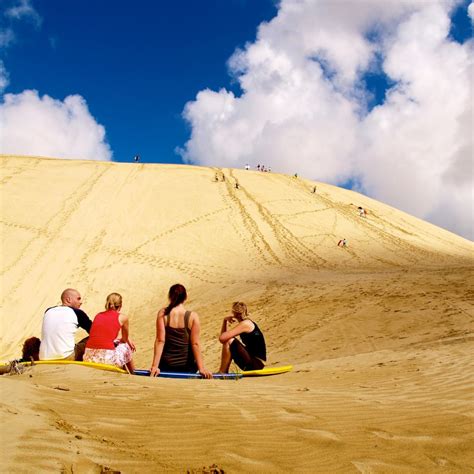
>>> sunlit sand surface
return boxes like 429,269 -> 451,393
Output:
1,155 -> 473,472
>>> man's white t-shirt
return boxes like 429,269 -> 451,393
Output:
39,306 -> 91,360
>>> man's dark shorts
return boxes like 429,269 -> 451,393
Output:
230,339 -> 264,371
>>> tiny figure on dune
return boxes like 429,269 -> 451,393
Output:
245,164 -> 250,171
134,154 -> 140,163
311,185 -> 317,193
235,180 -> 240,189
268,167 -> 271,172
294,173 -> 298,178
214,173 -> 219,182
337,238 -> 348,248
257,164 -> 261,171
358,206 -> 367,217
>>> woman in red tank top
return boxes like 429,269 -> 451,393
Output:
84,293 -> 135,371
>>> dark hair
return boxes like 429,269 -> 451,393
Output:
164,284 -> 187,315
22,337 -> 41,361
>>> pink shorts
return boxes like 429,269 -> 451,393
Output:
83,343 -> 133,368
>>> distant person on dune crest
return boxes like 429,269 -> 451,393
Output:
39,288 -> 92,361
150,284 -> 212,378
83,293 -> 136,372
337,238 -> 348,248
134,154 -> 140,162
218,302 -> 266,373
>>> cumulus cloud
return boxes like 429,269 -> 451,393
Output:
0,1 -> 112,161
0,60 -> 9,92
0,90 -> 112,161
4,0 -> 42,27
180,0 -> 473,240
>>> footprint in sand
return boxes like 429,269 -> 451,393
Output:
372,430 -> 432,442
238,407 -> 258,421
352,459 -> 403,473
277,407 -> 311,422
299,428 -> 341,441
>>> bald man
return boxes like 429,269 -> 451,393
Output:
39,288 -> 92,360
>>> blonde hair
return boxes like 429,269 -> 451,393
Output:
105,292 -> 122,311
232,301 -> 248,318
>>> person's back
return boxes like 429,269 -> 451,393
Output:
39,306 -> 85,359
86,310 -> 121,350
83,293 -> 135,371
161,308 -> 196,372
150,284 -> 212,378
240,320 -> 266,361
39,288 -> 92,360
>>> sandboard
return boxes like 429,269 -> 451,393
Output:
133,365 -> 293,379
1,360 -> 292,379
1,359 -> 127,374
242,364 -> 293,377
133,369 -> 242,379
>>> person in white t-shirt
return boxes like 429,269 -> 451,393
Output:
39,288 -> 93,360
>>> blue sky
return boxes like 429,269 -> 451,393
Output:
1,0 -> 472,239
2,0 -> 277,163
1,0 -> 471,164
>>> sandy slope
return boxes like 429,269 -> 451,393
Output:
1,155 -> 473,473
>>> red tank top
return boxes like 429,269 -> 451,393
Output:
86,309 -> 121,350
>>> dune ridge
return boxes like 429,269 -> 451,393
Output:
1,155 -> 473,473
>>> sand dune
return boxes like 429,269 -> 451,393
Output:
1,155 -> 473,473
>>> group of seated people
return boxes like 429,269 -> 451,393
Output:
26,285 -> 266,378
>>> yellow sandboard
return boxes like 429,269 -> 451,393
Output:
242,364 -> 293,377
2,359 -> 127,374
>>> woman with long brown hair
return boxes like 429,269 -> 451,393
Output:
150,284 -> 212,378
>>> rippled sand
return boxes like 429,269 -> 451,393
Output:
1,155 -> 473,472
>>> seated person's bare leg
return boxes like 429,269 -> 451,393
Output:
218,338 -> 234,373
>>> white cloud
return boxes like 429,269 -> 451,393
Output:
0,60 -> 9,92
0,90 -> 112,161
4,0 -> 42,28
0,1 -> 112,162
468,2 -> 474,21
0,28 -> 15,48
180,0 -> 473,240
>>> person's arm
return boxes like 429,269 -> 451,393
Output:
219,318 -> 254,344
118,313 -> 136,351
150,309 -> 166,377
73,308 -> 92,333
189,312 -> 212,379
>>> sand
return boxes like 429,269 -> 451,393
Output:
1,155 -> 473,473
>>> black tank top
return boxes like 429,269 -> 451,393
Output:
240,320 -> 266,361
160,311 -> 197,372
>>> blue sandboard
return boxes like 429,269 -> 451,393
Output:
134,365 -> 293,379
133,369 -> 242,379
